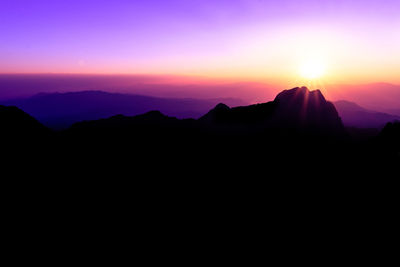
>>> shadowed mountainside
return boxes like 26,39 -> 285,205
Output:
326,82 -> 400,113
334,100 -> 400,128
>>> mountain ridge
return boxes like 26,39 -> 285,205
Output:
65,87 -> 345,138
1,86 -> 398,166
0,90 -> 246,130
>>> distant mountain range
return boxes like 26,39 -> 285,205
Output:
1,91 -> 246,129
326,83 -> 400,114
3,74 -> 399,112
334,100 -> 400,128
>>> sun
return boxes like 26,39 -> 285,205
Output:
299,60 -> 326,79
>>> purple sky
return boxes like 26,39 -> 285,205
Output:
1,0 -> 400,83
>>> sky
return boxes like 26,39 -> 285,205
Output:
1,0 -> 400,85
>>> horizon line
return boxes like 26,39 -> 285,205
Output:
0,72 -> 398,87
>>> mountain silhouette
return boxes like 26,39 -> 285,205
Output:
2,84 -> 397,245
198,103 -> 231,123
198,87 -> 344,135
0,105 -> 48,138
334,100 -> 400,128
0,86 -> 398,200
273,87 -> 343,131
70,110 -> 197,133
1,91 -> 246,130
60,87 -> 345,138
1,86 -> 398,169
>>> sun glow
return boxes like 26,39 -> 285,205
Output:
299,60 -> 326,80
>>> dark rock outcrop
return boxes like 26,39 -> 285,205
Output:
199,87 -> 344,134
272,87 -> 344,133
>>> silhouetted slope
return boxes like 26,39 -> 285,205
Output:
334,100 -> 400,128
1,91 -> 246,129
0,105 -> 50,157
378,122 -> 400,155
200,101 -> 277,125
198,103 -> 231,123
0,105 -> 48,138
67,110 -> 199,152
70,110 -> 196,133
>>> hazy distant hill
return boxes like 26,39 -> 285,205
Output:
327,83 -> 400,113
0,74 -> 275,103
387,109 -> 400,117
1,91 -> 246,129
334,100 -> 400,128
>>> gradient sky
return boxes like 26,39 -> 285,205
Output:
1,0 -> 399,84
